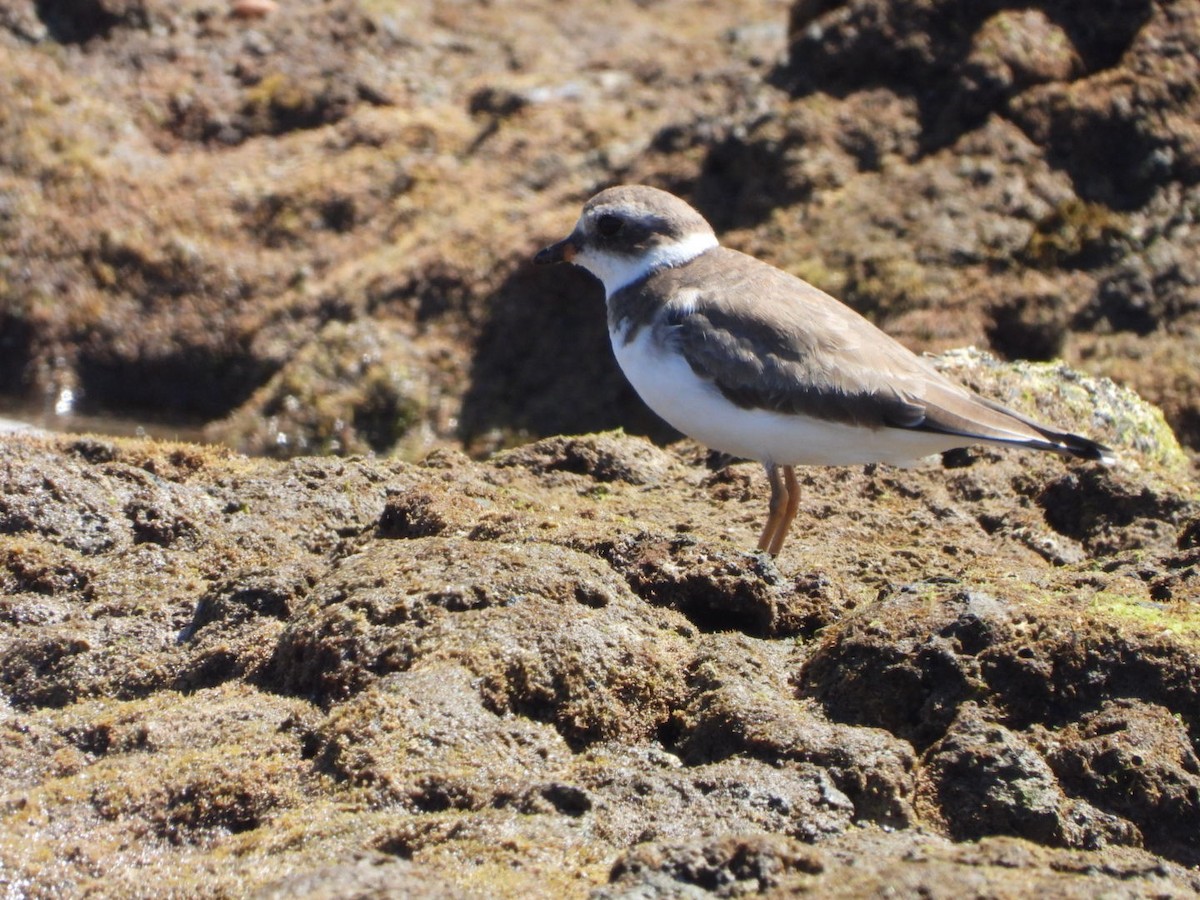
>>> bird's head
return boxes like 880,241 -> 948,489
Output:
534,185 -> 718,297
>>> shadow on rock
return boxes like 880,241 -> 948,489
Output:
772,0 -> 1157,206
457,261 -> 676,452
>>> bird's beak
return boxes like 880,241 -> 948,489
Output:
534,235 -> 578,265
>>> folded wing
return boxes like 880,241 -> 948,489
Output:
661,249 -> 1112,463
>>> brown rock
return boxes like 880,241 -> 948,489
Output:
1041,699 -> 1200,866
601,829 -> 1200,897
917,702 -> 1138,848
4,0 -> 1200,892
1,417 -> 1198,893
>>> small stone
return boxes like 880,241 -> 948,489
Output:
230,0 -> 278,21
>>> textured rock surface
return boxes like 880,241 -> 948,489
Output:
2,0 -> 1199,453
2,359 -> 1199,895
4,0 -> 1200,896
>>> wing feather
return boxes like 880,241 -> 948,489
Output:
650,248 -> 1109,460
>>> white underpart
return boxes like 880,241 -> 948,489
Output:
611,326 -> 981,467
574,231 -> 719,298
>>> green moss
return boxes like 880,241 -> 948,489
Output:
844,255 -> 937,318
1089,593 -> 1200,640
358,0 -> 408,15
243,72 -> 312,119
786,256 -> 847,297
1021,198 -> 1128,269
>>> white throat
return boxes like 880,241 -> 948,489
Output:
574,231 -> 718,298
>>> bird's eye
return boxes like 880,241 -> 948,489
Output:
595,213 -> 623,238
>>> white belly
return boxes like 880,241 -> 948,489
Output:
611,326 -> 967,467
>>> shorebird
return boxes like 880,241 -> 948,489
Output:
534,185 -> 1113,556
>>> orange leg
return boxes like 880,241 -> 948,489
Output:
757,464 -> 789,555
767,465 -> 800,557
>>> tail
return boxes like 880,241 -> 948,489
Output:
1021,421 -> 1116,465
951,394 -> 1116,465
912,381 -> 1117,465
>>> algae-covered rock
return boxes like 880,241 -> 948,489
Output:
204,319 -> 433,459
4,0 -> 1200,456
2,410 -> 1198,893
933,347 -> 1189,472
4,0 -> 1200,894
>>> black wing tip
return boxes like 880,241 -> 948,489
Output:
966,394 -> 1116,466
1058,434 -> 1116,466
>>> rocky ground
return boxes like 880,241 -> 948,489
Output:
2,0 -> 1199,456
2,0 -> 1200,897
1,359 -> 1199,896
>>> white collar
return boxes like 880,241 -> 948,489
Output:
574,231 -> 718,298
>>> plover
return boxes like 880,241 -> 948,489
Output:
534,185 -> 1113,556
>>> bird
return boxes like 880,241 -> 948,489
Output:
533,185 -> 1114,556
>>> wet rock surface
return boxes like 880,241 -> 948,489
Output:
4,0 -> 1200,895
2,378 -> 1199,895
